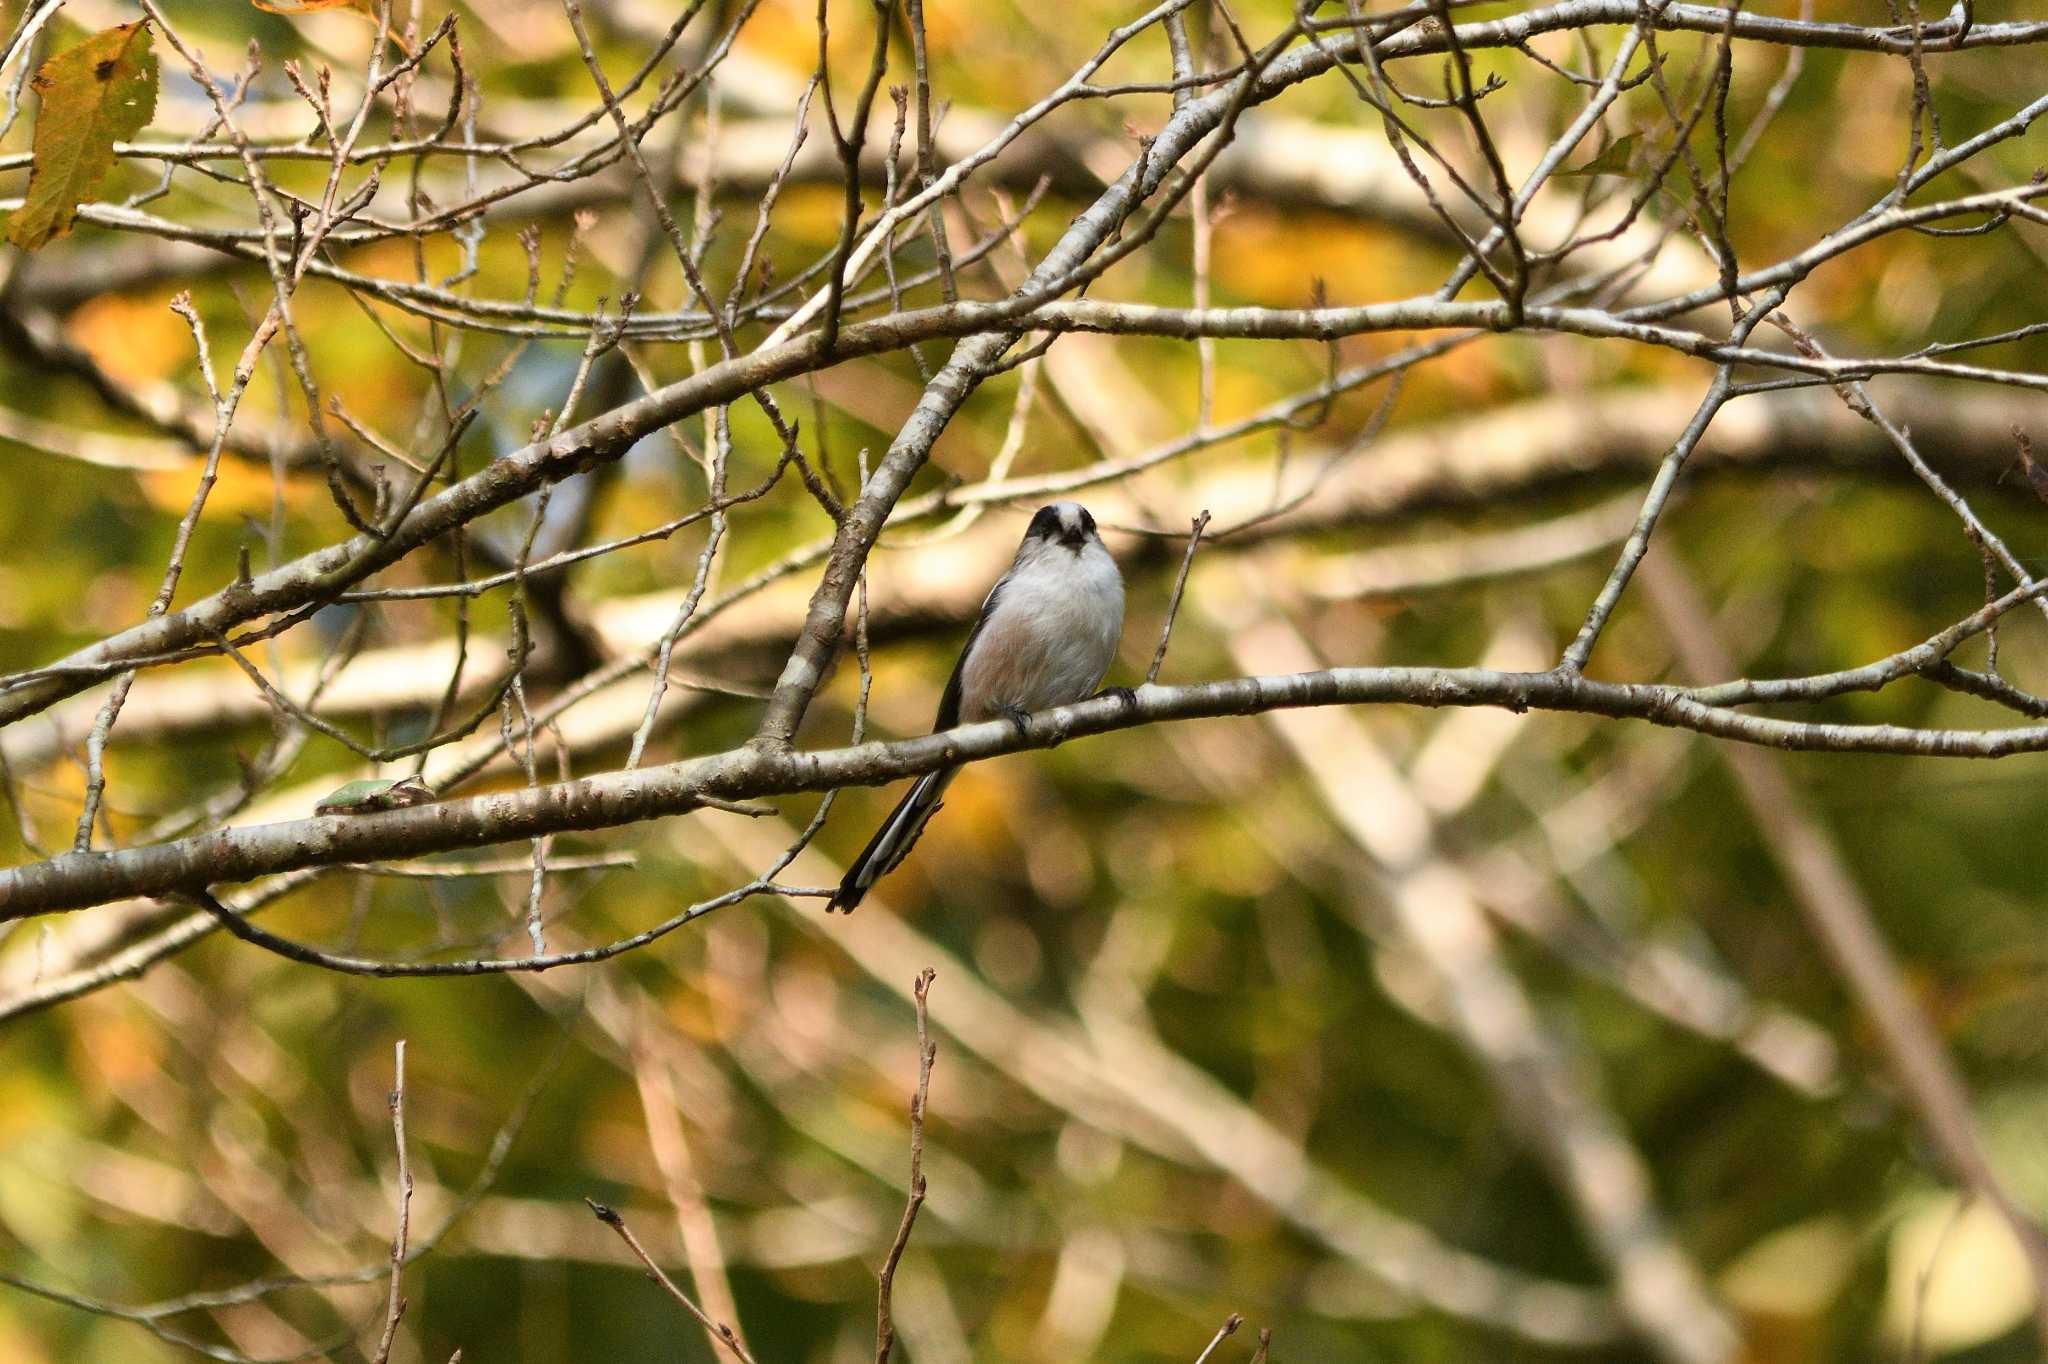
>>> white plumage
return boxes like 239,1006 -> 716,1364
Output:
830,502 -> 1125,912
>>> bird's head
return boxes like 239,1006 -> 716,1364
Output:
1024,501 -> 1100,554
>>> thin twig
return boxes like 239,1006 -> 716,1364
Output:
1192,1313 -> 1242,1364
1146,510 -> 1211,685
370,1040 -> 412,1364
876,966 -> 937,1364
584,1200 -> 758,1364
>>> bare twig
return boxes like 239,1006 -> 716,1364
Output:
1192,1313 -> 1242,1364
875,967 -> 937,1364
585,1200 -> 758,1364
1145,510 -> 1212,686
370,1040 -> 412,1364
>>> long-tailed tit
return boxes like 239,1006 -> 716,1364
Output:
829,501 -> 1126,912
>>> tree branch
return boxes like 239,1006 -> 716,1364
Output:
16,662 -> 2048,918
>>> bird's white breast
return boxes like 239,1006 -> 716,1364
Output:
958,540 -> 1125,722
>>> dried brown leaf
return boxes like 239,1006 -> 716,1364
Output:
5,22 -> 158,252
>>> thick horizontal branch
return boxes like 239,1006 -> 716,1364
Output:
8,666 -> 2048,919
1032,292 -> 2048,392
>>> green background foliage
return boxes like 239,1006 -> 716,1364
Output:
2,2 -> 2048,1362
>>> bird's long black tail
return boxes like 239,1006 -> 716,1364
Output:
829,766 -> 959,912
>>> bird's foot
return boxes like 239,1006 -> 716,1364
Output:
1002,704 -> 1033,739
1094,685 -> 1138,711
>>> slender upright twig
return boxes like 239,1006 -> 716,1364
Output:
1146,510 -> 1212,685
370,1040 -> 412,1364
876,967 -> 937,1364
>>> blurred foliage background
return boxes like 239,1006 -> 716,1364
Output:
3,1 -> 2048,1361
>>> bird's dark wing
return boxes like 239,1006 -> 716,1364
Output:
933,572 -> 1008,731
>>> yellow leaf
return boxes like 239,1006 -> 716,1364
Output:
251,0 -> 379,13
1884,1192 -> 2038,1352
5,22 -> 157,252
141,456 -> 297,517
65,288 -> 192,384
248,0 -> 412,54
1719,1215 -> 1855,1319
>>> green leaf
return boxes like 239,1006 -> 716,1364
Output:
6,22 -> 157,252
1559,133 -> 1637,179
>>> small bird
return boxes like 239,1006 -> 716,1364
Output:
829,501 -> 1127,912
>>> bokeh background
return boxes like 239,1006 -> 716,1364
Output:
4,1 -> 2048,1361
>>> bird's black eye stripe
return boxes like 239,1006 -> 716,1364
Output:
1027,506 -> 1061,540
1079,508 -> 1096,535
